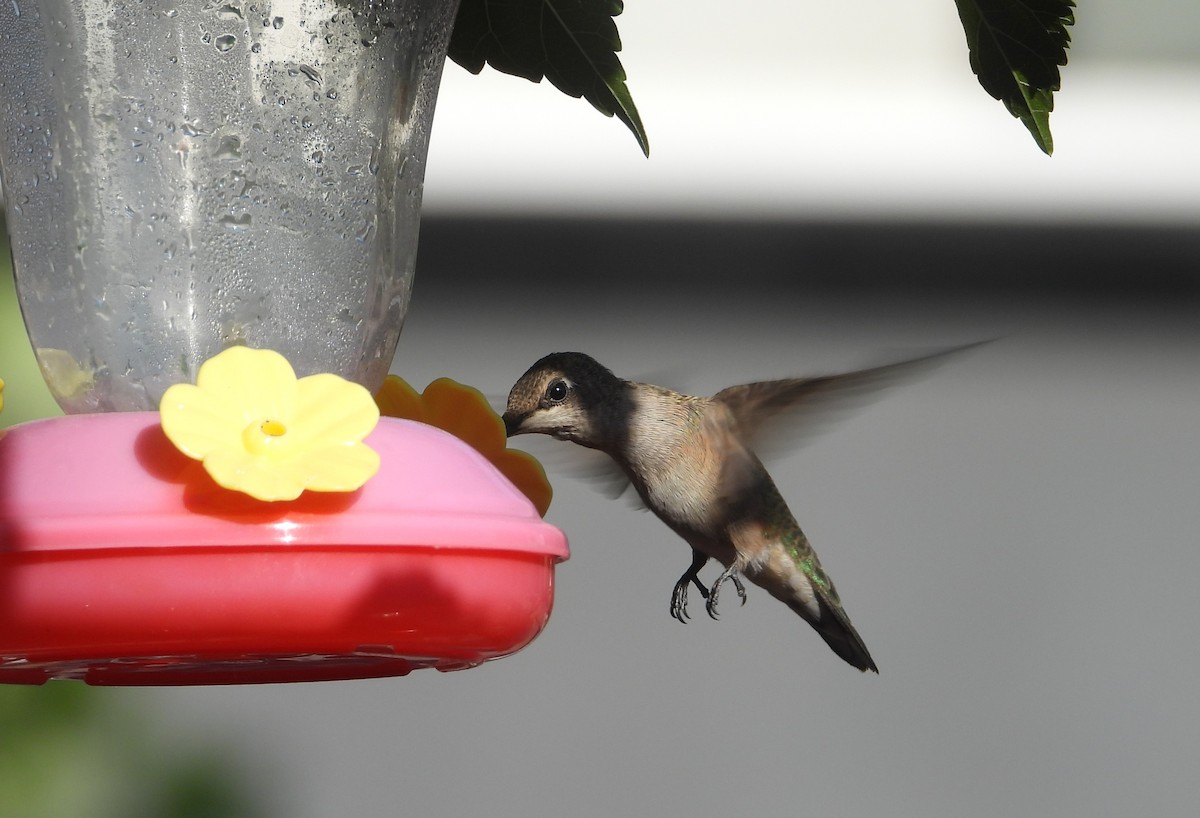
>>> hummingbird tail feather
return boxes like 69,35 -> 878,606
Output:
788,595 -> 879,673
750,544 -> 879,673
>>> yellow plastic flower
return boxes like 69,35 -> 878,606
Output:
160,347 -> 380,502
376,375 -> 552,516
0,376 -> 5,414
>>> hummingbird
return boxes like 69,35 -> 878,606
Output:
501,346 -> 979,673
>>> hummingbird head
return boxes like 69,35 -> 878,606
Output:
502,352 -> 629,450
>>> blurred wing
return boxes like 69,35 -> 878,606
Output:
712,342 -> 990,456
507,434 -> 643,507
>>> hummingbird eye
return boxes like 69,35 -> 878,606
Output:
545,378 -> 570,404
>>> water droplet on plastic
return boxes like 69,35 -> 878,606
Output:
217,4 -> 244,20
271,16 -> 284,29
299,64 -> 321,86
215,34 -> 237,52
219,213 -> 252,230
214,134 -> 242,159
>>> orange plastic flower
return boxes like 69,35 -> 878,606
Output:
376,375 -> 552,516
160,347 -> 380,502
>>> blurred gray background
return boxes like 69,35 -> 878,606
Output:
116,219 -> 1200,818
6,0 -> 1200,816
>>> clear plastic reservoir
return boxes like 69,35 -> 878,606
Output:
0,0 -> 458,411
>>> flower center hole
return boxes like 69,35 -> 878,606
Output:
242,418 -> 290,455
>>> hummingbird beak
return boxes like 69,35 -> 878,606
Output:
502,411 -> 523,437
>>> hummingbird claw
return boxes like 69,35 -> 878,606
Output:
670,551 -> 712,624
706,564 -> 745,620
670,577 -> 692,623
733,573 -> 748,606
700,582 -> 720,614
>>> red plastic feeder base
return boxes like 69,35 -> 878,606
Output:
0,414 -> 568,685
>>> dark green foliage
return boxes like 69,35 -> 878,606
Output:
955,0 -> 1075,154
448,0 -> 649,155
0,683 -> 269,818
447,0 -> 1077,159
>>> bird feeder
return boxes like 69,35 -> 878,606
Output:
0,0 -> 568,685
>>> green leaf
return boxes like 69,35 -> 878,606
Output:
954,0 -> 1075,154
448,0 -> 649,156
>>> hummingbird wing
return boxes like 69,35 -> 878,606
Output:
507,433 -> 650,510
711,342 -> 988,456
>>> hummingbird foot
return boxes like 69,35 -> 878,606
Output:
705,565 -> 748,620
670,576 -> 699,623
670,550 -> 712,623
